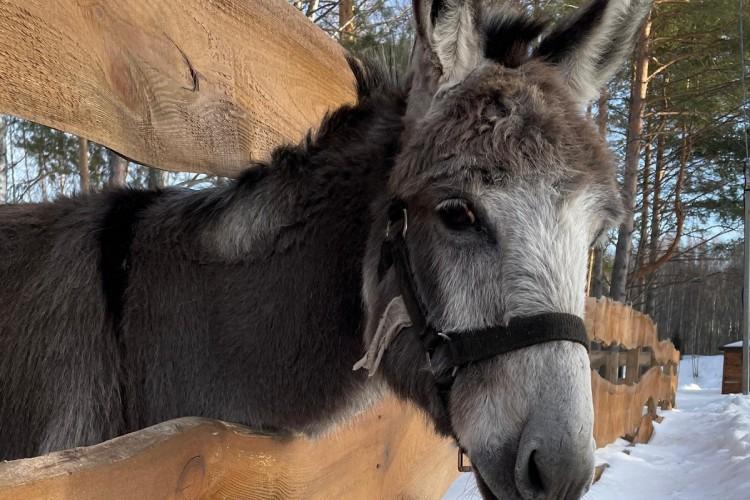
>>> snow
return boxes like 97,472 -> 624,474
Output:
443,355 -> 750,499
723,340 -> 746,349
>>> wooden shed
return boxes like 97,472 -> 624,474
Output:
719,341 -> 745,394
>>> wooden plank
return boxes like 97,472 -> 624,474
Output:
0,397 -> 459,500
0,0 -> 356,177
585,298 -> 679,367
590,366 -> 676,447
722,351 -> 742,394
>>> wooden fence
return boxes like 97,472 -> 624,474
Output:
0,299 -> 678,499
0,400 -> 459,500
586,298 -> 679,447
0,1 -> 678,497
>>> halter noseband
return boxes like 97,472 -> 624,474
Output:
377,199 -> 590,409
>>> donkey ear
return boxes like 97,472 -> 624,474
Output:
412,0 -> 483,85
535,0 -> 653,104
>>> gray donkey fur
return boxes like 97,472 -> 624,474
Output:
1,1 -> 650,498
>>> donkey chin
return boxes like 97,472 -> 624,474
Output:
451,341 -> 596,500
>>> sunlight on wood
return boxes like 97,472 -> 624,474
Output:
0,0 -> 356,177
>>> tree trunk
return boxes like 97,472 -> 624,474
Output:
645,127 -> 665,316
306,0 -> 319,20
339,0 -> 354,44
108,150 -> 128,187
609,16 -> 651,302
590,248 -> 604,298
78,136 -> 89,193
0,118 -> 6,204
590,91 -> 609,299
634,138 -> 652,310
147,167 -> 166,189
635,127 -> 689,280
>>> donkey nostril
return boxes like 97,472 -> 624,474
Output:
527,450 -> 545,493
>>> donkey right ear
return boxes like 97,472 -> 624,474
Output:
535,0 -> 653,104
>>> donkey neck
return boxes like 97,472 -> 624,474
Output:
122,73 -> 407,435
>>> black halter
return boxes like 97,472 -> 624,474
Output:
378,199 -> 590,410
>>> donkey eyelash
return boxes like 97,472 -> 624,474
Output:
436,198 -> 478,231
434,198 -> 498,245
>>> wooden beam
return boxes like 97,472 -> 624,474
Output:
0,0 -> 356,177
0,397 -> 459,499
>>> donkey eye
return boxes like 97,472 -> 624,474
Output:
436,198 -> 477,231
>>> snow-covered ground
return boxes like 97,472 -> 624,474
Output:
444,354 -> 750,499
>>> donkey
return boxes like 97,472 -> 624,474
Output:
0,0 -> 650,498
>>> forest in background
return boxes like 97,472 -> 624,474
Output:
0,0 -> 747,355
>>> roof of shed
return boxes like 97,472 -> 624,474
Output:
720,340 -> 746,350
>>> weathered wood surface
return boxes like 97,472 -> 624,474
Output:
721,349 -> 742,394
586,298 -> 679,448
0,0 -> 356,177
591,366 -> 676,447
585,297 -> 680,367
0,398 -> 459,500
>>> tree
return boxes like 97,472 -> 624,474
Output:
610,14 -> 653,302
0,117 -> 6,204
590,92 -> 609,299
339,0 -> 355,44
108,150 -> 128,187
147,167 -> 166,189
78,137 -> 89,193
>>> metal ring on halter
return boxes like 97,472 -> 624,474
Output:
458,448 -> 473,472
385,208 -> 408,239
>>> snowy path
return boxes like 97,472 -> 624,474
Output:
444,355 -> 750,499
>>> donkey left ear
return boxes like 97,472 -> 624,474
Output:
535,0 -> 653,104
406,0 -> 486,124
416,0 -> 485,85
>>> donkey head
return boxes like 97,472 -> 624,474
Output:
361,1 -> 651,499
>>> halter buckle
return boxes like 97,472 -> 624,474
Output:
458,448 -> 473,472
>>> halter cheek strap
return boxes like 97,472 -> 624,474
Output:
363,199 -> 590,409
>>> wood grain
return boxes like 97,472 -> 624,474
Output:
585,297 -> 680,367
0,397 -> 459,500
591,366 -> 676,447
0,0 -> 357,177
721,349 -> 742,394
585,298 -> 678,448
